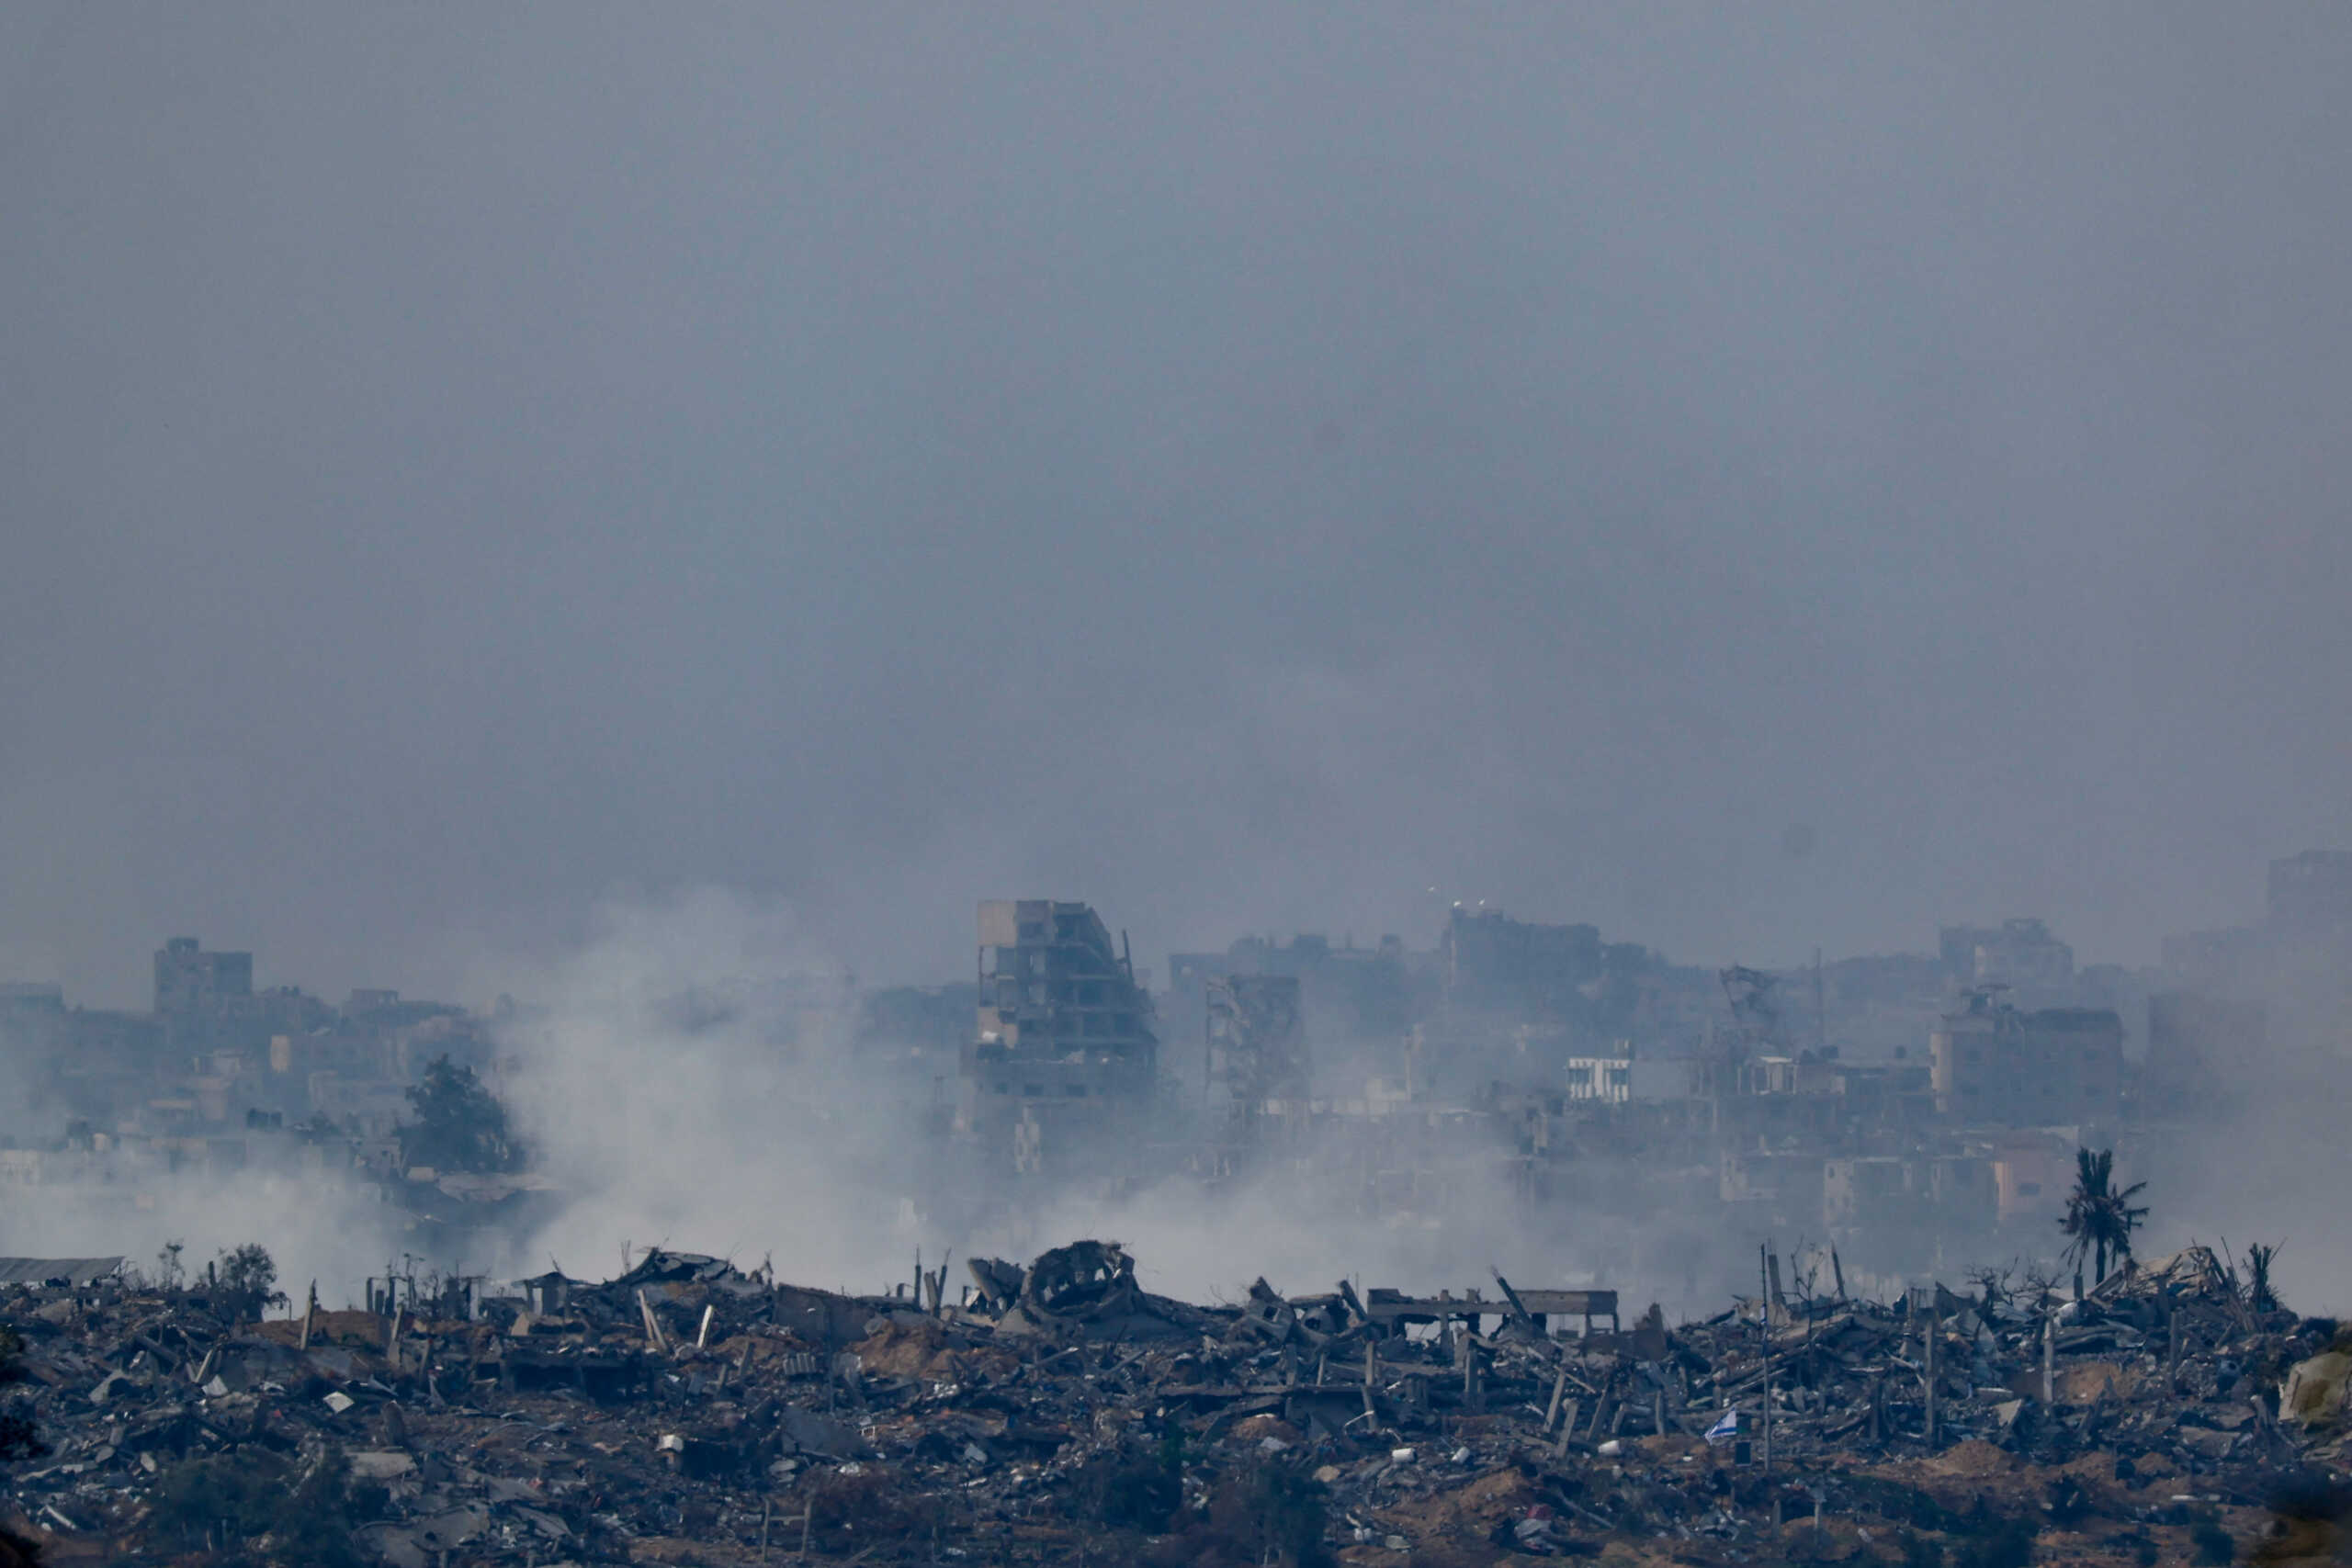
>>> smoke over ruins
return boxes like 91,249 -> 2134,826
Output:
3,6 -> 2350,1564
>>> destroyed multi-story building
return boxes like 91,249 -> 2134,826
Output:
1416,908 -> 1704,1101
1202,973 -> 1307,1131
959,900 -> 1157,1171
1441,907 -> 1605,1019
1234,933 -> 1415,1048
1928,988 -> 2123,1127
1822,1153 -> 1996,1258
1163,932 -> 1414,1078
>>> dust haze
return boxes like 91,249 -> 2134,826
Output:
2,5 -> 2349,1320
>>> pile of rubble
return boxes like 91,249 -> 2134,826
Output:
3,1240 -> 2347,1564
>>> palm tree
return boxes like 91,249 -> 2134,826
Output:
2059,1147 -> 2148,1285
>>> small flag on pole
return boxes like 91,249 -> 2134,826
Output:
1705,1408 -> 1739,1445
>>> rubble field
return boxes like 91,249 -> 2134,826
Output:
4,1241 -> 2348,1566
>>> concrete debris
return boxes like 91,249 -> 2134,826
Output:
1,1241 -> 2343,1564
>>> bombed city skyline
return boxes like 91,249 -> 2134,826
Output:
6,9 -> 2352,1556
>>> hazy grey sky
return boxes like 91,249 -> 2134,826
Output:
4,4 -> 2348,1006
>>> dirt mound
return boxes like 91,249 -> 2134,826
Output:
249,1310 -> 400,1349
2060,1359 -> 2139,1403
850,1318 -> 967,1382
1378,1464 -> 1546,1547
711,1331 -> 814,1367
1230,1413 -> 1305,1448
1928,1439 -> 2017,1478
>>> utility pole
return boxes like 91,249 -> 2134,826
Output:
1814,947 -> 1826,1052
1924,1296 -> 1939,1448
1759,1242 -> 1774,1474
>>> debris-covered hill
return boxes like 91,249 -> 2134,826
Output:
2,1241 -> 2346,1565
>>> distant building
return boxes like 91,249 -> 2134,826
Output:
1720,1148 -> 1827,1227
1824,954 -> 1950,1006
1988,1133 -> 2074,1226
66,1009 -> 163,1065
1929,991 -> 2122,1126
1938,919 -> 2074,992
1159,951 -> 1233,1071
1564,1054 -> 1634,1102
2268,850 -> 2352,931
2159,923 -> 2267,992
309,1071 -> 413,1136
1823,1156 -> 1911,1232
1824,1061 -> 1936,1128
1815,953 -> 1951,1058
2157,852 -> 2352,1073
2145,992 -> 2265,1105
1927,1155 -> 2000,1234
1442,908 -> 1602,1016
1204,974 -> 1308,1125
0,982 -> 65,1046
1167,933 -> 1411,1060
1822,1154 -> 1996,1239
860,983 -> 980,1068
153,937 -> 253,1017
1433,908 -> 1687,1067
961,901 -> 1157,1170
1226,933 -> 1411,1043
1563,1048 -> 1682,1103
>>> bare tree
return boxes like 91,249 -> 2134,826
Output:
2244,1243 -> 2283,1314
1967,1261 -> 2017,1311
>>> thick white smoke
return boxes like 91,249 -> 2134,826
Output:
478,888 -> 1744,1318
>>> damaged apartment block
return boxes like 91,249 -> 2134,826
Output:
959,901 -> 1157,1173
1203,973 -> 1308,1134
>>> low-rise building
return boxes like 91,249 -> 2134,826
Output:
1563,1049 -> 1683,1103
1822,1153 -> 1996,1240
1930,992 -> 2122,1127
1824,1156 -> 1913,1232
1988,1133 -> 2075,1227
